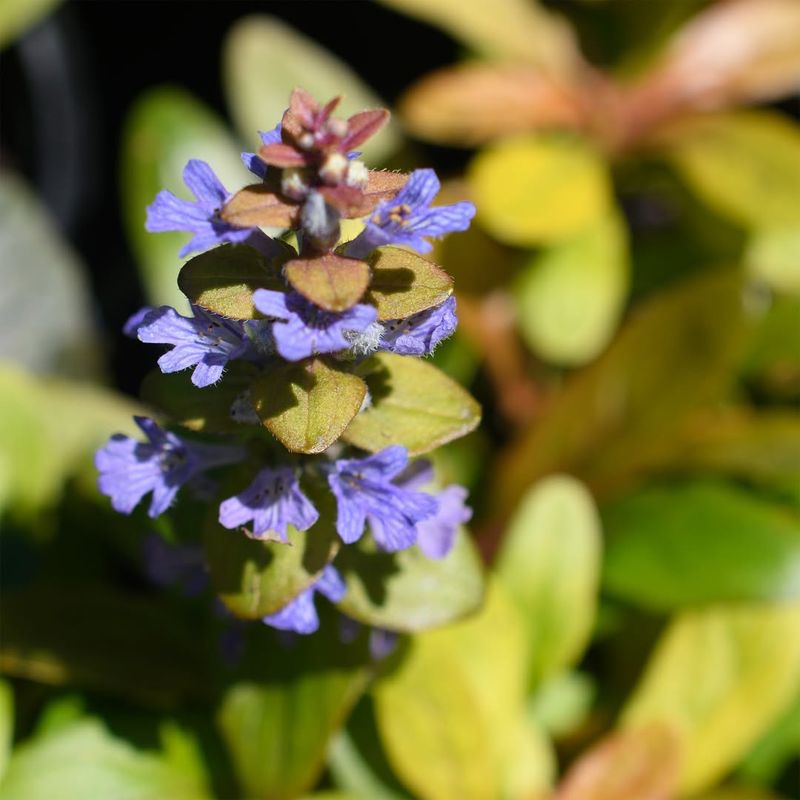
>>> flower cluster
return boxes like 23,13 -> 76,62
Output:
96,89 -> 476,636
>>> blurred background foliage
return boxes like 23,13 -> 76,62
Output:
1,0 -> 799,798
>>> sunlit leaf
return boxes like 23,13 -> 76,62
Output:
399,63 -> 584,147
0,0 -> 59,48
336,528 -> 484,633
528,671 -> 596,738
553,724 -> 680,800
205,479 -> 340,619
745,227 -> 800,296
740,689 -> 800,785
0,718 -> 211,800
744,295 -> 800,400
342,353 -> 481,456
514,211 -> 629,365
470,135 -> 611,246
376,0 -> 580,74
623,602 -> 800,795
0,680 -> 12,783
223,15 -> 400,164
603,481 -> 800,610
0,172 -> 100,379
495,475 -> 601,686
665,111 -> 800,229
219,635 -> 369,800
367,247 -> 453,321
178,243 -> 285,319
252,359 -> 367,454
492,268 -> 749,513
121,86 -> 245,308
373,581 -> 552,800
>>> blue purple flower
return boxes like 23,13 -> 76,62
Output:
146,159 -> 271,257
327,446 -> 438,552
241,124 -> 283,179
95,417 -> 243,518
262,564 -> 346,634
395,459 -> 472,559
133,305 -> 251,388
346,168 -> 475,258
253,289 -> 377,361
218,466 -> 319,541
380,295 -> 457,357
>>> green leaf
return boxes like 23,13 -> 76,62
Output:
285,254 -> 370,312
746,227 -> 800,296
178,244 -> 285,319
0,0 -> 59,48
665,111 -> 800,229
367,247 -> 453,321
252,358 -> 367,454
140,363 -> 260,434
622,602 -> 800,795
495,475 -> 601,686
0,718 -> 211,800
492,268 -> 750,513
469,135 -> 611,246
602,481 -> 800,610
121,87 -> 245,308
376,0 -> 578,73
205,480 -> 340,619
528,671 -> 595,738
0,588 -> 213,703
0,365 -> 140,519
336,528 -> 484,633
223,15 -> 401,165
740,689 -> 800,785
515,211 -> 629,365
342,354 -> 481,456
0,680 -> 12,783
328,729 -> 410,800
692,789 -> 787,800
0,172 -> 101,379
373,581 -> 552,800
744,295 -> 800,400
217,625 -> 369,800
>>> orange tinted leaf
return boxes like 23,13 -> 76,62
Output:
221,183 -> 299,228
630,0 -> 800,123
284,253 -> 370,311
400,63 -> 585,146
555,725 -> 680,800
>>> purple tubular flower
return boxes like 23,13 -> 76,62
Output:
346,168 -> 475,258
218,467 -> 319,541
327,446 -> 438,552
123,306 -> 155,338
262,564 -> 346,635
395,459 -> 472,559
142,535 -> 208,596
253,289 -> 377,361
146,159 -> 263,257
95,416 -> 243,518
380,295 -> 457,357
241,124 -> 283,179
134,305 -> 251,388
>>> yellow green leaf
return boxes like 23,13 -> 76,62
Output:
514,211 -> 629,365
252,359 -> 367,454
373,581 -> 552,800
495,475 -> 602,686
470,135 -> 611,246
622,602 -> 800,795
223,16 -> 400,164
665,111 -> 800,229
376,0 -> 579,74
342,353 -> 481,456
745,227 -> 800,296
0,0 -> 59,48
